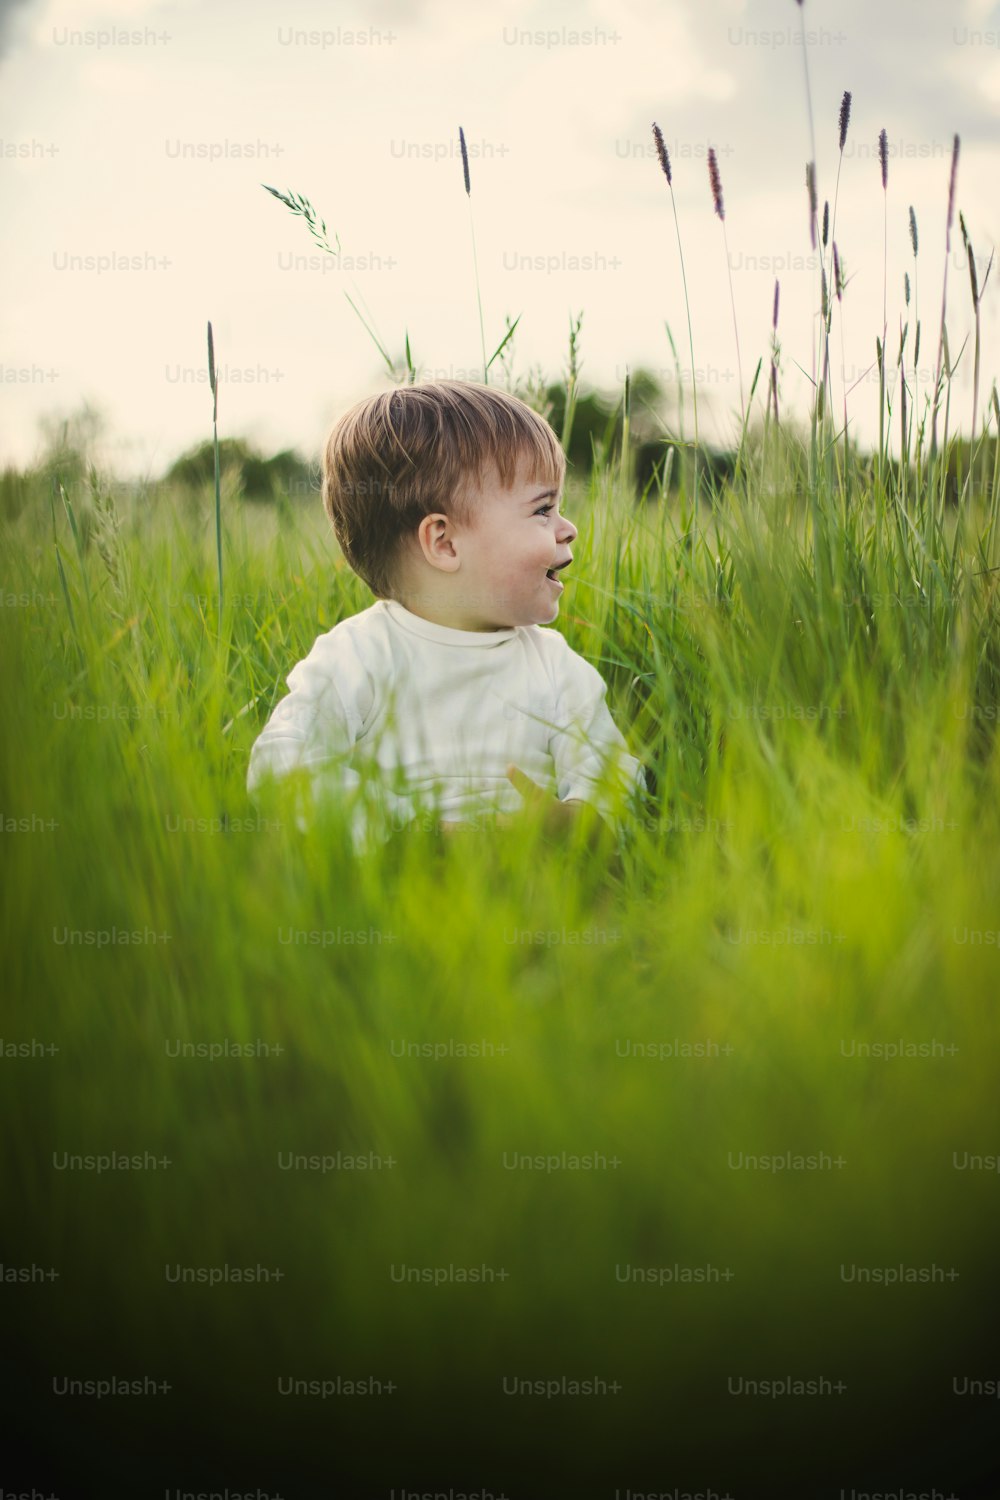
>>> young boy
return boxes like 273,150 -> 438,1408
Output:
246,380 -> 645,844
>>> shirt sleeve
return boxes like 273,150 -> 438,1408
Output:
246,625 -> 419,849
246,626 -> 373,803
547,642 -> 647,826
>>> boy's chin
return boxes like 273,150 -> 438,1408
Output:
513,603 -> 560,627
478,598 -> 560,629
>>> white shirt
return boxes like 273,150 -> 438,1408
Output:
247,599 -> 645,840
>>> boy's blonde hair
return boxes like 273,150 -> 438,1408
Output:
322,379 -> 566,598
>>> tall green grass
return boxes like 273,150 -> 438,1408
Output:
4,55 -> 1000,1489
3,399 -> 1000,1490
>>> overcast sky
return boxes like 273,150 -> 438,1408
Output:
2,0 -> 998,476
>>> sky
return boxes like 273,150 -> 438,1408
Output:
1,0 -> 998,477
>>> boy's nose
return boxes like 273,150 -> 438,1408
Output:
558,514 -> 578,542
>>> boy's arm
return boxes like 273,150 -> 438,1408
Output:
546,646 -> 647,829
246,629 -> 373,812
502,763 -> 606,849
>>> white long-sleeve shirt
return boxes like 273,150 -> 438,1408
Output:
247,599 -> 645,842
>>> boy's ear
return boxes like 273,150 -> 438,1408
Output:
416,513 -> 462,573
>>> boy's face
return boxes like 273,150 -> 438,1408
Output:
448,463 -> 578,629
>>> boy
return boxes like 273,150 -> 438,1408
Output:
246,380 -> 645,844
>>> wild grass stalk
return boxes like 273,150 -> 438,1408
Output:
898,313 -> 909,510
819,200 -> 831,428
909,205 -> 920,358
561,312 -> 583,453
56,468 -> 93,623
805,161 -> 820,372
795,0 -> 818,191
959,211 -> 994,464
451,131 -> 524,387
659,322 -> 694,512
878,129 -> 889,492
768,279 -> 781,431
88,465 -> 131,619
941,326 -> 954,464
908,208 -> 921,484
830,92 -> 851,258
821,93 -> 851,436
49,478 -> 84,667
458,126 -> 488,386
800,155 -> 826,545
652,123 -> 700,516
833,242 -> 850,502
795,0 -> 825,462
930,135 -> 961,464
804,161 -> 823,492
619,366 -> 632,494
707,147 -> 746,450
262,184 -> 415,382
207,321 -> 223,633
900,277 -> 910,498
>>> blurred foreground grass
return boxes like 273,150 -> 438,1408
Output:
2,439 -> 999,1495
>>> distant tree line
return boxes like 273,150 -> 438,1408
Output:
2,382 -> 994,527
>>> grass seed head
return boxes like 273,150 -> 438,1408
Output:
839,91 -> 852,152
805,162 -> 817,248
878,129 -> 889,190
459,125 -> 471,196
651,123 -> 672,186
773,278 -> 780,330
206,321 -> 216,397
88,468 -> 131,608
708,147 -> 725,220
946,134 -> 960,248
833,242 -> 843,301
905,271 -> 911,306
822,200 -> 829,248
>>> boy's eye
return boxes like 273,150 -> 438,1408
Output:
534,503 -> 555,516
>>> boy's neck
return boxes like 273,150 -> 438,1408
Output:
389,593 -> 511,634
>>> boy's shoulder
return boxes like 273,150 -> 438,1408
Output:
520,623 -> 607,696
521,621 -> 581,655
285,600 -> 395,690
306,598 -> 395,654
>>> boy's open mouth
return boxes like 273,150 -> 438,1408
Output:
545,560 -> 571,582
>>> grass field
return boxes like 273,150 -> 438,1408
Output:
4,65 -> 1000,1496
3,387 -> 1000,1494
